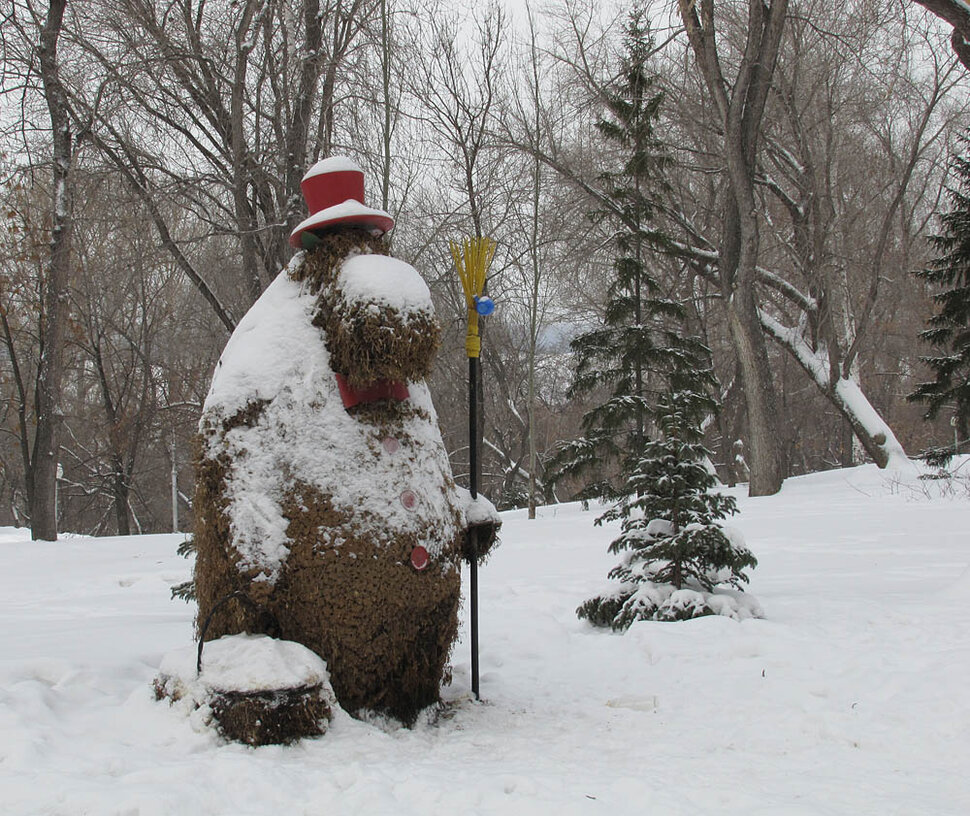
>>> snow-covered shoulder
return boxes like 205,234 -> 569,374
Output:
203,255 -> 323,420
455,486 -> 501,528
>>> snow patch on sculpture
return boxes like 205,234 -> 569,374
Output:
338,254 -> 435,313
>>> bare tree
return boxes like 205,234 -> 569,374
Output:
521,8 -> 547,518
66,177 -> 171,535
407,3 -> 507,239
0,0 -> 76,539
675,0 -> 789,496
0,170 -> 47,528
504,1 -> 958,484
758,5 -> 963,467
402,3 -> 514,498
664,0 -> 968,470
348,0 -> 425,235
65,0 -> 377,326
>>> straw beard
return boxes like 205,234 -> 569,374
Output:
293,229 -> 442,390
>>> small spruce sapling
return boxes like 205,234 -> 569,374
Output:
578,389 -> 758,629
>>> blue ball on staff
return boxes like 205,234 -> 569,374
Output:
474,296 -> 495,316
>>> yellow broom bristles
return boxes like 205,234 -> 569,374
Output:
450,236 -> 495,359
450,237 -> 495,308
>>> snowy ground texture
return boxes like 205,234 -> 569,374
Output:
2,462 -> 969,815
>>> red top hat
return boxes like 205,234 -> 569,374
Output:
289,157 -> 395,249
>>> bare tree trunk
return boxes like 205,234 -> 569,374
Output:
678,0 -> 789,496
31,0 -> 73,540
840,416 -> 855,468
378,0 -> 393,212
724,275 -> 784,494
1,298 -> 34,519
283,0 -> 324,235
230,0 -> 264,304
527,153 -> 539,520
526,12 -> 542,520
111,460 -> 131,537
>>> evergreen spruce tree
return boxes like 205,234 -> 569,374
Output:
909,133 -> 970,460
554,8 -> 760,630
577,385 -> 758,630
550,10 -> 684,500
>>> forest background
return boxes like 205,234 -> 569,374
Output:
2,0 -> 968,538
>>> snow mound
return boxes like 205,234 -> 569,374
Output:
621,581 -> 763,624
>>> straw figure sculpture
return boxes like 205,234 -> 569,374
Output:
192,157 -> 499,728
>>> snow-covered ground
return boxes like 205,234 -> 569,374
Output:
1,463 -> 968,815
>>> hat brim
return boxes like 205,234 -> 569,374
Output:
289,200 -> 395,249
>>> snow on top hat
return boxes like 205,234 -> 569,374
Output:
289,156 -> 394,249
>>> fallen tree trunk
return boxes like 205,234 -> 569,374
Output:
761,313 -> 911,469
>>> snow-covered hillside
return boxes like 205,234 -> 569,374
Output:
1,463 -> 968,815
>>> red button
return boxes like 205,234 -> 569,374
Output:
411,546 -> 429,570
401,490 -> 417,510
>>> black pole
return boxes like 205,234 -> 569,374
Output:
468,355 -> 480,700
